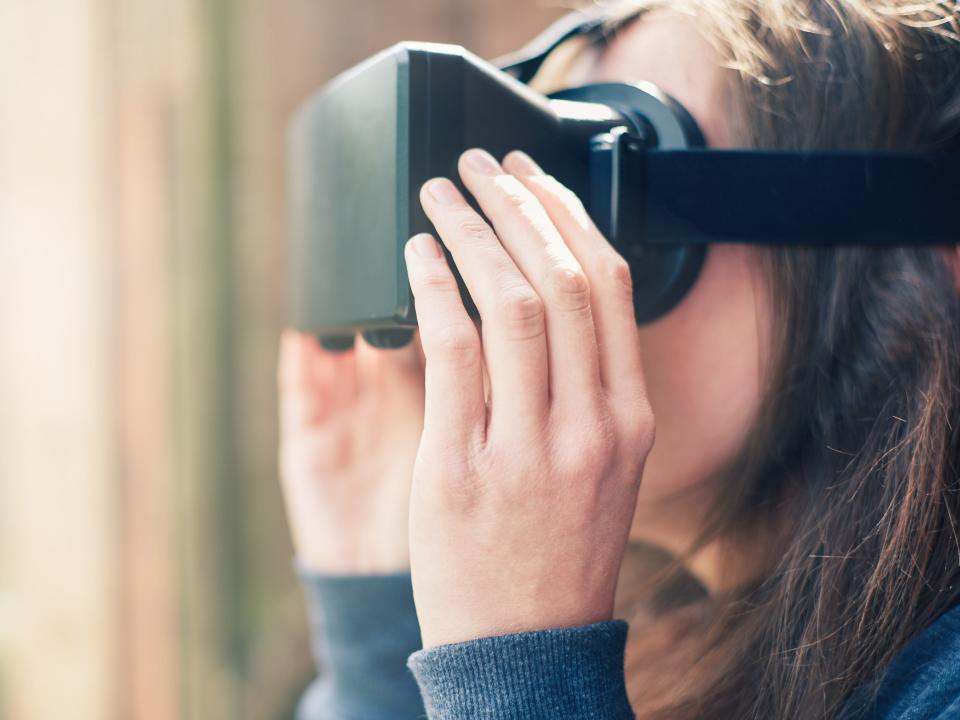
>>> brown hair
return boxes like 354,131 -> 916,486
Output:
534,2 -> 960,718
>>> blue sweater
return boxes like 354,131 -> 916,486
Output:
294,570 -> 960,719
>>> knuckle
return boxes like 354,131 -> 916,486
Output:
539,175 -> 583,209
635,414 -> 657,453
454,217 -> 493,243
442,441 -> 513,510
428,322 -> 481,362
637,423 -> 656,456
605,253 -> 634,295
592,414 -> 619,458
416,265 -> 458,293
537,174 -> 562,193
619,399 -> 656,453
496,176 -> 545,222
502,188 -> 530,212
495,175 -> 530,202
547,263 -> 591,310
556,180 -> 585,210
580,435 -> 612,471
556,429 -> 613,479
536,175 -> 602,237
496,287 -> 546,340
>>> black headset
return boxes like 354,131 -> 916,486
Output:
309,7 -> 958,350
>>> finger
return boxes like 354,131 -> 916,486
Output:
325,333 -> 358,406
403,232 -> 487,449
306,333 -> 335,391
279,332 -> 332,427
355,330 -> 420,408
502,150 -> 647,404
419,177 -> 549,440
278,331 -> 310,430
458,148 -> 602,418
354,330 -> 385,399
380,329 -> 425,377
278,329 -> 313,393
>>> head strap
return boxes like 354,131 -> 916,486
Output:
494,7 -> 622,82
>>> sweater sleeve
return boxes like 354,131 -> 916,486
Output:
406,619 -> 636,720
839,602 -> 960,720
293,564 -> 427,720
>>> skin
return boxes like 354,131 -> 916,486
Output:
585,15 -> 772,589
277,11 -> 773,646
406,150 -> 656,646
277,328 -> 424,573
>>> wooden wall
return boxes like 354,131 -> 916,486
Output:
0,1 -> 569,718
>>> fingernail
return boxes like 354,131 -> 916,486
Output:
463,148 -> 501,176
425,178 -> 461,206
410,233 -> 443,259
504,150 -> 543,177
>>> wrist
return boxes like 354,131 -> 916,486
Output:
417,589 -> 616,649
295,540 -> 410,574
286,504 -> 410,573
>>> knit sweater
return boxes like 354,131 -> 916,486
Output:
294,570 -> 960,720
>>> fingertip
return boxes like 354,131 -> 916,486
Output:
459,147 -> 501,177
404,234 -> 420,261
406,233 -> 444,261
421,177 -> 462,208
502,149 -> 542,178
418,180 -> 433,208
354,329 -> 377,359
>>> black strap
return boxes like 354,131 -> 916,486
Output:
495,10 -> 959,247
493,8 -> 613,82
629,149 -> 959,245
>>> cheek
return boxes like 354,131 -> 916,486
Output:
636,245 -> 768,500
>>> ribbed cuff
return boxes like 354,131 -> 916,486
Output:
407,619 -> 635,720
295,563 -> 425,719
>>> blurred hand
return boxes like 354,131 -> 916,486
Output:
404,149 -> 654,649
277,329 -> 425,573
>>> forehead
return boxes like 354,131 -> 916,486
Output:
574,11 -> 734,147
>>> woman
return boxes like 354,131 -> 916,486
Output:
278,1 -> 960,718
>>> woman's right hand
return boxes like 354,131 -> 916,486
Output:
277,329 -> 426,573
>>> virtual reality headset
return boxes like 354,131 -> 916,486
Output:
290,7 -> 958,350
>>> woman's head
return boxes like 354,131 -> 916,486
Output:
533,1 -> 960,717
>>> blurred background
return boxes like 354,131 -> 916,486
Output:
0,1 -> 569,718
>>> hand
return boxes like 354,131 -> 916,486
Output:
404,148 -> 655,649
277,329 -> 425,573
